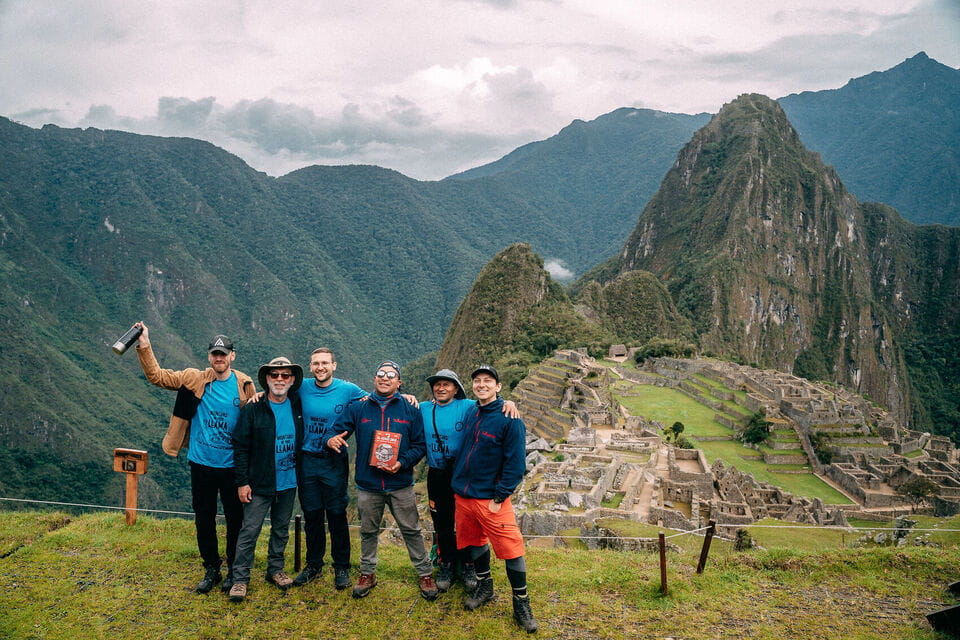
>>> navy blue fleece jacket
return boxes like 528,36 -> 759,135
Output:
325,392 -> 425,493
450,397 -> 527,502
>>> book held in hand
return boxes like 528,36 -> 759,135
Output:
370,430 -> 401,470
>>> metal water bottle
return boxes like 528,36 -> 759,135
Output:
112,324 -> 143,355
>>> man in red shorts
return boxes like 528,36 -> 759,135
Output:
450,365 -> 537,633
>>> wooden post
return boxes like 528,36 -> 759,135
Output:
658,532 -> 668,595
696,520 -> 716,574
294,514 -> 302,573
124,473 -> 139,525
113,448 -> 148,525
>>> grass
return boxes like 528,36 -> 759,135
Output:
3,510 -> 959,639
601,493 -> 624,509
614,386 -> 852,504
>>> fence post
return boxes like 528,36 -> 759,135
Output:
658,532 -> 668,595
696,520 -> 716,574
294,514 -> 302,573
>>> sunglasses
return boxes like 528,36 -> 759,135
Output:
375,370 -> 399,379
267,371 -> 293,380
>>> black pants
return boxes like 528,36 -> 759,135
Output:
299,453 -> 351,569
190,461 -> 243,570
427,466 -> 458,566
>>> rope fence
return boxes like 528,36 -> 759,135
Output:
4,495 -> 958,540
5,494 -> 960,600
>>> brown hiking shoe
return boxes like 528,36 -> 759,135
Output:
352,573 -> 377,598
228,582 -> 247,603
266,571 -> 293,590
418,574 -> 439,601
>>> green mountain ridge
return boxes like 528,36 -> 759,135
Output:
1,53 -> 958,512
439,92 -> 960,443
779,52 -> 960,226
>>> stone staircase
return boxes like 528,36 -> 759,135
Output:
513,352 -> 584,440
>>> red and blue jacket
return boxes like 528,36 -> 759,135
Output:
451,397 -> 527,502
325,391 -> 425,493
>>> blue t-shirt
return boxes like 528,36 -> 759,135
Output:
421,398 -> 475,469
188,373 -> 241,468
270,398 -> 297,491
299,378 -> 366,453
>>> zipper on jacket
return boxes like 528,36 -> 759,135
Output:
461,408 -> 482,494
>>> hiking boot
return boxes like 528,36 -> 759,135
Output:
418,574 -> 439,601
352,573 -> 377,598
292,564 -> 322,587
228,582 -> 247,603
195,566 -> 222,594
266,571 -> 293,590
220,567 -> 234,594
334,567 -> 352,590
464,576 -> 494,611
436,563 -> 454,592
461,563 -> 478,592
512,594 -> 539,633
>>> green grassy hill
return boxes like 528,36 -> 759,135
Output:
3,510 -> 959,639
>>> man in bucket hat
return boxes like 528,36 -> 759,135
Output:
420,369 -> 520,592
228,357 -> 304,602
132,322 -> 256,594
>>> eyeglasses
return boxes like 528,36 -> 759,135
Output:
375,370 -> 398,379
268,372 -> 293,380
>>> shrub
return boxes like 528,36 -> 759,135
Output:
741,410 -> 770,445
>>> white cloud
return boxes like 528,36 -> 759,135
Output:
544,259 -> 575,282
1,0 -> 955,179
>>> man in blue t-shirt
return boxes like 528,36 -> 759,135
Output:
292,348 -> 366,590
229,357 -> 305,603
134,323 -> 256,594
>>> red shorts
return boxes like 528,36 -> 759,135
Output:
454,495 -> 525,559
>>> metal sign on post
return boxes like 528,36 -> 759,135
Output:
113,448 -> 148,525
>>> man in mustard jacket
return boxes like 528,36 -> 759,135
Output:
134,322 -> 256,594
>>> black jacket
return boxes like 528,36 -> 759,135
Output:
233,394 -> 304,495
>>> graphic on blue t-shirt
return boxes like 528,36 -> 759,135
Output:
421,398 -> 474,469
299,378 -> 366,453
270,398 -> 297,491
188,373 -> 241,468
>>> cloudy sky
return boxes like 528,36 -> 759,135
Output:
2,0 -> 957,180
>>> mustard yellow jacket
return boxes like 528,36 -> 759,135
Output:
136,343 -> 256,456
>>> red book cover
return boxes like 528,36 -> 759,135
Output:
370,430 -> 401,470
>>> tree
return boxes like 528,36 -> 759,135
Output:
896,476 -> 938,509
670,421 -> 685,438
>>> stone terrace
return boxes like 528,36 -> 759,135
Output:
510,352 -> 960,544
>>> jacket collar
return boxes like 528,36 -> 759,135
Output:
477,396 -> 504,413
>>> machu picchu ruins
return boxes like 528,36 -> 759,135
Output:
510,349 -> 960,545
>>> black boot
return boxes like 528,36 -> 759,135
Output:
464,576 -> 494,611
436,563 -> 454,592
220,566 -> 234,593
196,566 -> 222,594
512,594 -> 538,633
461,562 -> 478,592
292,564 -> 322,587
